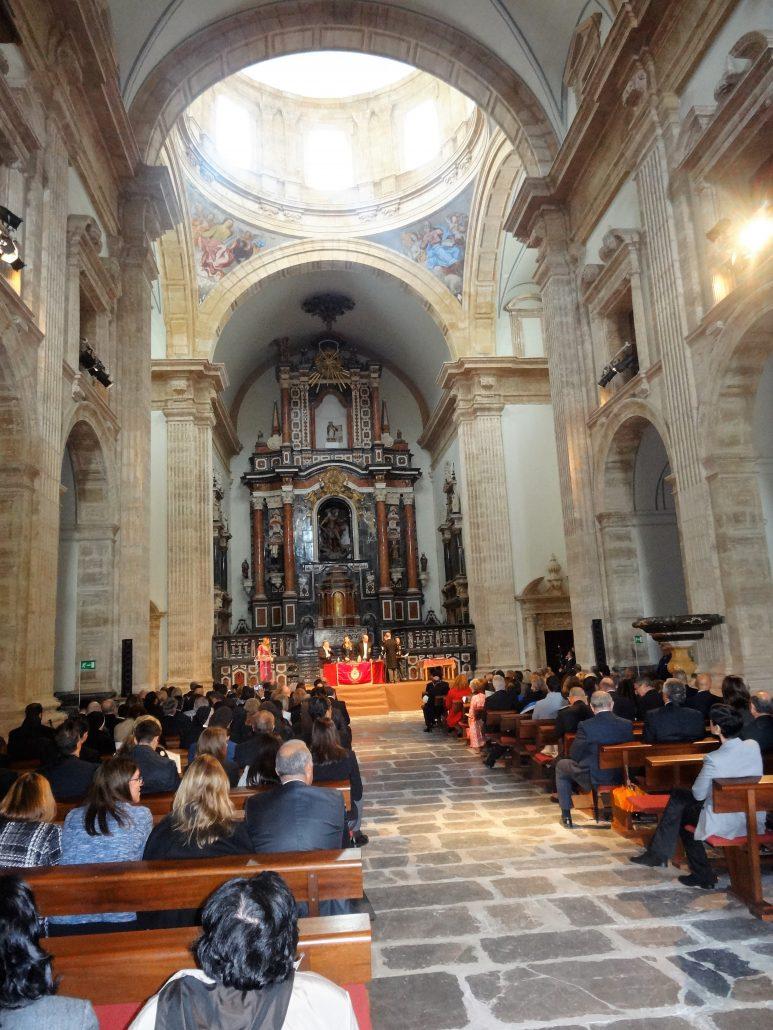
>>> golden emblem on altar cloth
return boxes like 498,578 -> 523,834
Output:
349,666 -> 361,682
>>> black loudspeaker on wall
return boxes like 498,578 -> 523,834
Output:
121,639 -> 133,696
591,619 -> 607,669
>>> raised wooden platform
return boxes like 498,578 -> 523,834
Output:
335,680 -> 424,715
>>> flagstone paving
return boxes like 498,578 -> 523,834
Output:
354,713 -> 773,1029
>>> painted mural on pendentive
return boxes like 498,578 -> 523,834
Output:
186,184 -> 293,302
367,180 -> 474,302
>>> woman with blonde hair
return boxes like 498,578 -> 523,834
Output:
142,755 -> 251,862
466,679 -> 488,753
0,772 -> 60,867
196,726 -> 240,788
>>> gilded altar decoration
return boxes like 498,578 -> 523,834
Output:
308,340 -> 351,391
306,468 -> 363,513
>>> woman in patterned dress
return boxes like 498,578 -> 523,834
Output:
256,636 -> 273,682
466,680 -> 487,753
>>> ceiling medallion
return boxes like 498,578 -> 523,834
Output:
301,292 -> 355,330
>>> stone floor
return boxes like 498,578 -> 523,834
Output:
354,713 -> 773,1030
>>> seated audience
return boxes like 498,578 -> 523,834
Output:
113,702 -> 145,747
49,756 -> 152,934
721,674 -> 754,728
160,697 -> 188,742
235,709 -> 278,768
421,669 -> 450,731
0,739 -> 16,801
612,678 -> 637,721
634,676 -> 663,720
196,726 -> 240,787
444,674 -> 471,733
0,773 -> 61,867
100,698 -> 119,734
555,691 -> 634,827
180,696 -> 211,749
741,691 -> 773,753
230,697 -> 259,744
311,717 -> 366,846
630,705 -> 764,888
123,716 -> 180,794
181,682 -> 205,713
643,679 -> 706,743
84,711 -> 116,757
0,875 -> 98,1028
143,755 -> 252,862
484,673 -> 521,715
532,675 -> 567,719
685,672 -> 715,720
7,704 -> 56,763
299,692 -> 352,749
39,719 -> 97,801
244,741 -> 347,853
129,872 -> 357,1030
466,680 -> 487,752
554,686 -> 593,741
241,731 -> 282,788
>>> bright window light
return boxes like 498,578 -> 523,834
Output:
304,127 -> 354,191
215,94 -> 251,168
403,99 -> 440,171
244,52 -> 413,99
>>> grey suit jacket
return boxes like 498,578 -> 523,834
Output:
691,736 -> 764,841
2,994 -> 98,1029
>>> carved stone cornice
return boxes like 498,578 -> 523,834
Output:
151,358 -> 227,425
0,69 -> 40,170
66,214 -> 121,311
212,392 -> 242,465
438,356 -> 551,423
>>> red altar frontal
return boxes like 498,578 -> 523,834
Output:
323,661 -> 386,685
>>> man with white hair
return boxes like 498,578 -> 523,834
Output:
555,691 -> 635,828
741,691 -> 773,754
643,679 -> 705,744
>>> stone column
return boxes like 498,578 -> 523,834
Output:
250,496 -> 266,599
530,208 -> 605,666
375,482 -> 391,593
596,512 -> 645,664
152,360 -> 226,687
281,484 -> 297,597
403,493 -> 420,594
116,167 -> 178,691
524,614 -> 539,669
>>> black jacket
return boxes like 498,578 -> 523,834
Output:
126,744 -> 180,794
381,639 -> 401,669
39,754 -> 98,800
160,712 -> 190,743
7,719 -> 56,762
485,687 -> 520,713
313,749 -> 363,803
612,695 -> 638,721
554,700 -> 593,740
686,690 -> 717,721
244,780 -> 347,852
569,712 -> 635,785
741,715 -> 773,755
635,690 -> 664,721
643,703 -> 706,744
318,645 -> 335,663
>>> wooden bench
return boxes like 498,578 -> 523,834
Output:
46,914 -> 372,1000
711,775 -> 773,921
55,781 -> 351,825
15,849 -> 363,920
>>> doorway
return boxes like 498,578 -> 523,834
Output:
544,629 -> 574,674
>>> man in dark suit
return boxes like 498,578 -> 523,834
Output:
381,631 -> 401,683
643,679 -> 705,743
634,676 -> 664,720
554,686 -> 593,741
126,715 -> 180,794
7,703 -> 57,762
318,639 -> 334,664
555,691 -> 634,826
686,673 -> 717,721
484,678 -> 520,713
422,670 -> 449,732
741,691 -> 773,754
356,632 -> 373,661
181,682 -> 205,713
244,740 -> 348,853
39,719 -> 98,801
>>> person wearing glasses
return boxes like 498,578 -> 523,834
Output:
48,755 -> 152,935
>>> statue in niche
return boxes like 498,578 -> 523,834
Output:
317,499 -> 353,561
326,421 -> 343,444
241,559 -> 250,580
267,508 -> 283,559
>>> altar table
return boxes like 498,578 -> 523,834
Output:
420,657 -> 458,681
323,661 -> 385,685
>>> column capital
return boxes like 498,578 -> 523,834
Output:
152,359 -> 227,423
439,355 -> 551,422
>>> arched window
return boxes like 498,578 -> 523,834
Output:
403,99 -> 439,170
304,127 -> 354,191
215,94 -> 251,167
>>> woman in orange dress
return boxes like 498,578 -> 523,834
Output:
466,680 -> 487,752
444,674 -> 471,735
256,636 -> 273,682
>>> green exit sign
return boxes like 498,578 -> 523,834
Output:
80,659 -> 96,671
633,634 -> 644,645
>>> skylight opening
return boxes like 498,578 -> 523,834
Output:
214,94 -> 252,168
244,52 -> 414,99
403,99 -> 440,171
304,127 -> 354,191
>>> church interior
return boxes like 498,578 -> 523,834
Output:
0,0 -> 772,1027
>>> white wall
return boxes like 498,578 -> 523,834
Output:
67,167 -> 107,254
149,411 -> 168,678
584,177 -> 640,260
753,355 -> 773,574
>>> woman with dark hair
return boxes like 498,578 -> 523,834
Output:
84,710 -> 116,757
196,726 -> 240,788
0,875 -> 98,1028
721,675 -> 753,727
48,755 -> 152,934
242,731 -> 282,788
612,678 -> 637,721
128,872 -> 357,1029
0,773 -> 60,868
311,718 -> 366,846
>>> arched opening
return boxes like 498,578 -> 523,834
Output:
598,416 -> 688,665
54,421 -> 116,698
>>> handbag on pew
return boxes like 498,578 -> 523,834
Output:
610,763 -> 646,812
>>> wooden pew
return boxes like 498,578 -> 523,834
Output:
46,914 -> 372,999
645,750 -> 773,790
16,849 -> 363,919
712,775 -> 773,921
55,781 -> 351,825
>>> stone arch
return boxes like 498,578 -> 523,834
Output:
595,410 -> 688,664
196,237 -> 465,361
54,418 -> 118,698
129,0 -> 558,176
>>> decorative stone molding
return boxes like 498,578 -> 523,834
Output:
151,358 -> 227,423
439,356 -> 551,422
564,13 -> 603,108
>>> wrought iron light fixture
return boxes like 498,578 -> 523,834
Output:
0,205 -> 25,271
